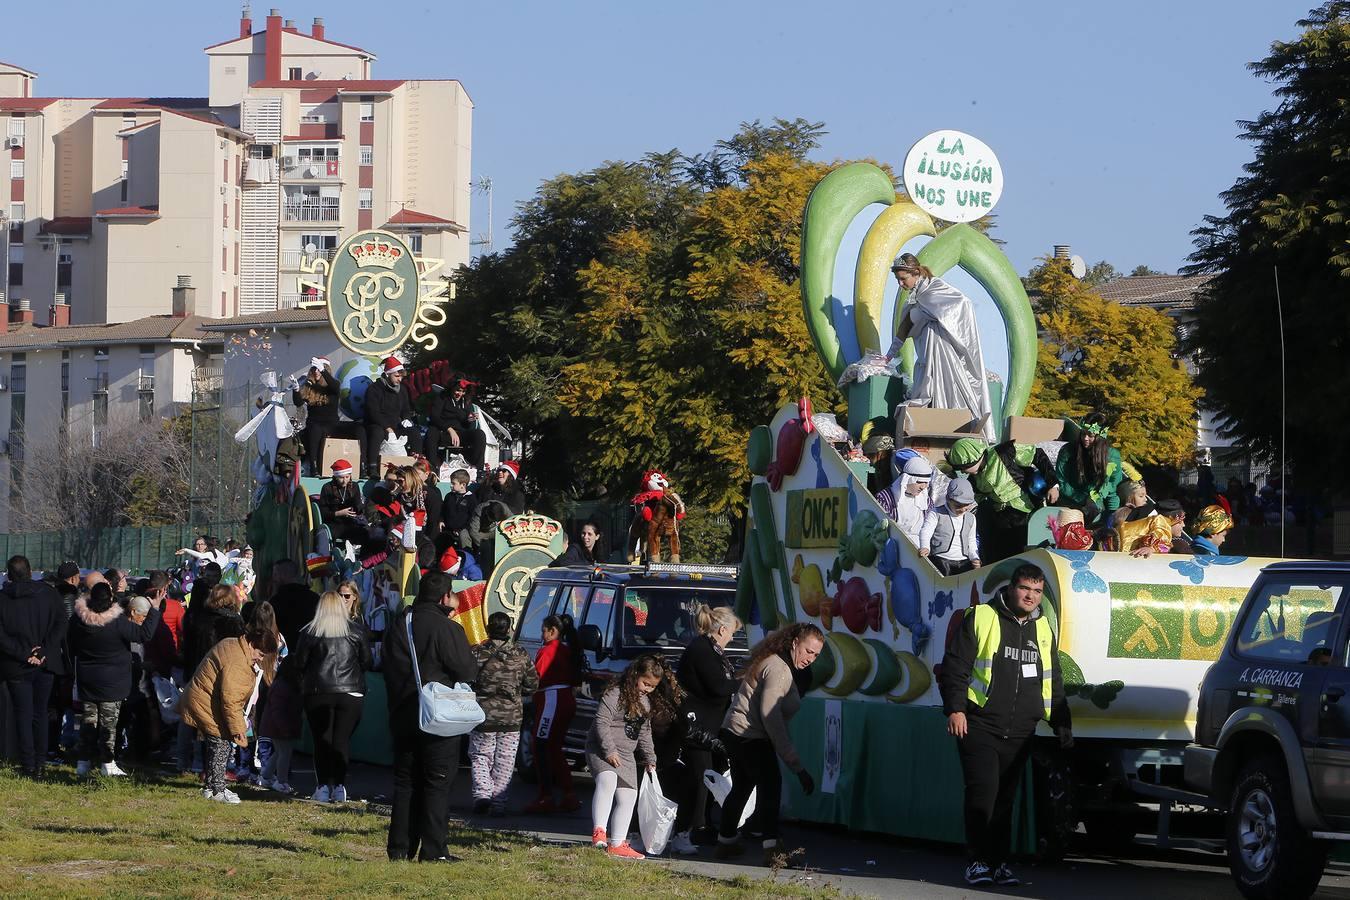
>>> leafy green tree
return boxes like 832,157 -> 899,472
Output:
1082,260 -> 1119,287
1026,258 -> 1199,465
427,120 -> 842,514
1130,265 -> 1162,276
1186,2 -> 1350,485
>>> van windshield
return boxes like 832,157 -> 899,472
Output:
619,586 -> 747,651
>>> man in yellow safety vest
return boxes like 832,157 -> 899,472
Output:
939,562 -> 1073,887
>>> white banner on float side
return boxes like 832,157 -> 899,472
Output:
822,699 -> 842,794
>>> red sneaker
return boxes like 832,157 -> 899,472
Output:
607,841 -> 645,860
591,827 -> 608,849
523,797 -> 556,815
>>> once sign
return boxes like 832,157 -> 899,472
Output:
785,488 -> 849,548
901,130 -> 1003,224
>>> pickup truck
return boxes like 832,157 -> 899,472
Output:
1184,560 -> 1350,900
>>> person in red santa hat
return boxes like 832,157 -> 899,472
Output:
437,545 -> 483,582
292,356 -> 339,477
318,459 -> 368,547
362,356 -> 422,478
467,461 -> 527,557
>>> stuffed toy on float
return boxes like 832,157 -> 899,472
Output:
627,470 -> 686,563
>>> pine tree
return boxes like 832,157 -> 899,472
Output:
1186,2 -> 1350,486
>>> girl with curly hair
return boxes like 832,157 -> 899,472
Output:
716,622 -> 824,864
586,654 -> 661,859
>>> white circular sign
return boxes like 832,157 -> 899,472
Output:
901,130 -> 1003,224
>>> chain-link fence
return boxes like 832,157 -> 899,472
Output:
0,519 -> 246,574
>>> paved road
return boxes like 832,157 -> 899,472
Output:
300,759 -> 1350,898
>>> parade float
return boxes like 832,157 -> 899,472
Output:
740,136 -> 1282,852
240,228 -> 563,764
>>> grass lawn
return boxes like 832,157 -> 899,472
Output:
0,766 -> 830,899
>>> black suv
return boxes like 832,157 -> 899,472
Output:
514,563 -> 746,764
1184,560 -> 1350,900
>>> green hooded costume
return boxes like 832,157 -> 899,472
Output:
946,437 -> 1058,516
1054,417 -> 1126,516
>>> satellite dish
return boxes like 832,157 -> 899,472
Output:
306,165 -> 321,178
304,242 -> 317,255
1070,255 -> 1087,279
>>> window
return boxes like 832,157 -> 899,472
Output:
6,116 -> 24,138
359,102 -> 374,122
10,202 -> 24,227
406,232 -> 423,254
7,243 -> 21,287
1235,579 -> 1345,664
93,393 -> 108,448
138,369 -> 154,422
358,189 -> 372,210
618,587 -> 745,650
9,358 -> 25,394
9,160 -> 22,180
122,117 -> 136,132
582,587 -> 617,646
8,395 -> 23,464
300,105 -> 325,124
359,145 -> 373,166
120,160 -> 129,202
288,67 -> 302,81
517,583 -> 561,641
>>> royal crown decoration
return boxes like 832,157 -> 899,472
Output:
498,512 -> 561,549
348,238 -> 403,269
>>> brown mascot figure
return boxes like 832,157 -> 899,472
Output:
627,470 -> 685,563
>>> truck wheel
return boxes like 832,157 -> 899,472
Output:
1226,757 -> 1328,900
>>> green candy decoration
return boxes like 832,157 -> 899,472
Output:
747,425 -> 773,476
800,163 -> 897,380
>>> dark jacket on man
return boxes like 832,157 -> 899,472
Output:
471,639 -> 538,732
364,377 -> 415,431
939,588 -> 1071,740
383,601 -> 478,717
318,480 -> 365,525
181,604 -> 246,681
441,489 -> 478,536
270,583 -> 321,651
291,620 -> 372,696
428,392 -> 474,437
68,596 -> 161,703
0,578 -> 67,680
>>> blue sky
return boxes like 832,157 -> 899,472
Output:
7,1 -> 1308,378
7,1 -> 1303,274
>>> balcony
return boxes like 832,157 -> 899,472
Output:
280,247 -> 339,270
282,159 -> 342,181
279,293 -> 323,309
282,204 -> 340,224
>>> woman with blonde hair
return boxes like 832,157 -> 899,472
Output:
291,589 -> 372,803
337,580 -> 363,621
672,603 -> 742,852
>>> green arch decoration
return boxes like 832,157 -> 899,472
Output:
800,163 -> 896,379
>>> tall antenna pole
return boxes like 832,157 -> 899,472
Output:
472,176 -> 494,255
1274,265 -> 1286,558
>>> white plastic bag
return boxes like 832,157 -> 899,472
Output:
703,769 -> 755,827
637,770 -> 678,856
379,435 -> 408,457
152,675 -> 181,724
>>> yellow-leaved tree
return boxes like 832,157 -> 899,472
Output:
1025,257 -> 1199,466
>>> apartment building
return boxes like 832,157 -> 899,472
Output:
0,8 -> 472,325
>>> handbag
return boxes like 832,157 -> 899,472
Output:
152,675 -> 182,724
406,611 -> 485,737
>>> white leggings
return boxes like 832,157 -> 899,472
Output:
591,770 -> 638,841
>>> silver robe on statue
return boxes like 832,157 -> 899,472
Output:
889,276 -> 995,441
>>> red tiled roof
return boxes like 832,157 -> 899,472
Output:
1097,274 -> 1214,310
0,98 -> 57,111
251,79 -> 403,92
0,314 -> 220,350
386,208 -> 463,230
94,97 -> 209,111
38,217 -> 92,236
204,30 -> 376,58
95,205 -> 159,218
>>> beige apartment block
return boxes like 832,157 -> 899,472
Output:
0,8 -> 472,325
